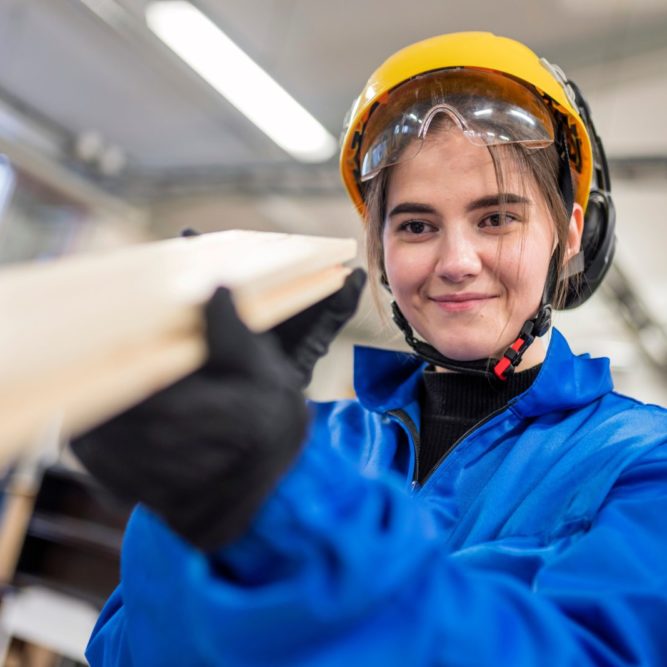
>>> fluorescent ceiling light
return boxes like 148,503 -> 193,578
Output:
145,1 -> 337,163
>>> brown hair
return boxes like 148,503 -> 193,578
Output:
363,120 -> 576,321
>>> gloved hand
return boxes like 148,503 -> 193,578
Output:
181,228 -> 367,387
71,268 -> 366,551
71,288 -> 309,551
270,267 -> 366,387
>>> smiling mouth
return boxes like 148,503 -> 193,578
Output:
429,294 -> 497,312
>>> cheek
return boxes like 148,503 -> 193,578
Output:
383,240 -> 430,296
498,227 -> 553,303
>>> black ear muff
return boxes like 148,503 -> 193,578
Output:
555,77 -> 616,310
564,189 -> 616,309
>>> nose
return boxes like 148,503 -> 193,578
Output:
434,225 -> 483,283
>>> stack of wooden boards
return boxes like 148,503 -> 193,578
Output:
0,229 -> 357,464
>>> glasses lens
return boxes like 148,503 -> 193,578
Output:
359,69 -> 555,182
360,110 -> 424,180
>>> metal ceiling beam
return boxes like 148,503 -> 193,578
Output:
90,154 -> 666,202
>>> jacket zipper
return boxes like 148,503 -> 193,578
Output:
386,409 -> 421,485
419,400 -> 517,486
387,398 -> 519,487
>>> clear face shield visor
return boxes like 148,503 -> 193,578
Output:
359,69 -> 556,182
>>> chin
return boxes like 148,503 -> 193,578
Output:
408,306 -> 508,360
422,335 -> 495,362
435,345 -> 496,362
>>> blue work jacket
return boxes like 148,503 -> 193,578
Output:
87,329 -> 667,666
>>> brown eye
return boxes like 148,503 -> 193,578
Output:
399,220 -> 434,234
480,213 -> 518,228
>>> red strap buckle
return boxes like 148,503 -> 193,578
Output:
493,337 -> 526,381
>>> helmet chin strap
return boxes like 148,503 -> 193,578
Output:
391,256 -> 558,382
391,299 -> 552,381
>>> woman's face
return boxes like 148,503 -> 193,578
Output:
383,129 -> 581,366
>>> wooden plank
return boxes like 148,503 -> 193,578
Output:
0,230 -> 356,464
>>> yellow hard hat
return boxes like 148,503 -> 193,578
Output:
339,32 -> 593,218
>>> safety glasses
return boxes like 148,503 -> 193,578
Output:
359,68 -> 556,182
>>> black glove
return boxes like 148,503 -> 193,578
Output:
180,228 -> 367,387
71,288 -> 309,551
270,267 -> 367,387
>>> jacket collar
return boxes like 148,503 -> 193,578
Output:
353,328 -> 613,417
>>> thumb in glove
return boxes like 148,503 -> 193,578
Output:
270,267 -> 367,387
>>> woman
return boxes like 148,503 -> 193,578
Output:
74,33 -> 667,666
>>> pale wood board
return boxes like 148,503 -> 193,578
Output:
0,230 -> 356,465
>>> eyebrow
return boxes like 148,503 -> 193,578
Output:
465,193 -> 531,212
387,193 -> 531,219
387,202 -> 437,218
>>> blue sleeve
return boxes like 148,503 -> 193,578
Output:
87,439 -> 667,667
86,586 -> 136,667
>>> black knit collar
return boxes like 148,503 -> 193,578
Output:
421,364 -> 542,421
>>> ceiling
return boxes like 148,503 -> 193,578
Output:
1,0 -> 667,183
0,0 -> 666,399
